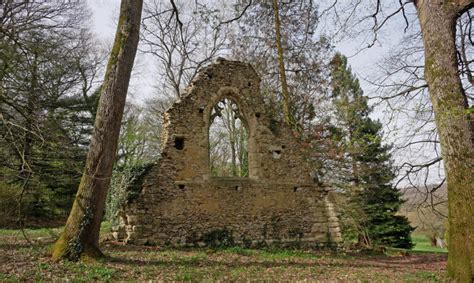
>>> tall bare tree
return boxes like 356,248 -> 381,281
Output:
228,0 -> 331,131
141,0 -> 227,99
52,0 -> 143,261
271,0 -> 291,125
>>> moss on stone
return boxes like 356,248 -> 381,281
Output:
125,162 -> 156,203
203,228 -> 234,248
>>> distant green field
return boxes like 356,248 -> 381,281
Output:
411,234 -> 447,253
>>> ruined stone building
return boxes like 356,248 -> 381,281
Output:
113,59 -> 341,247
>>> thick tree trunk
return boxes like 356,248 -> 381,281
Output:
416,1 -> 474,281
52,0 -> 142,261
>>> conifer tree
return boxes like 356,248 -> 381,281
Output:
330,53 -> 414,249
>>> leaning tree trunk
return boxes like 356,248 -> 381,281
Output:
416,1 -> 474,281
52,0 -> 142,261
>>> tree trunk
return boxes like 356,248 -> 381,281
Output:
51,0 -> 142,261
416,1 -> 474,281
230,109 -> 237,176
272,0 -> 291,125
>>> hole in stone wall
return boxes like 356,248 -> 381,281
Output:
235,185 -> 241,192
174,136 -> 185,150
272,150 -> 282,159
255,112 -> 261,118
209,97 -> 249,177
178,184 -> 185,190
199,107 -> 204,113
293,187 -> 301,192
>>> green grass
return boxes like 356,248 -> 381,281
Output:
221,246 -> 319,260
62,262 -> 116,281
0,221 -> 112,238
222,246 -> 256,256
0,227 -> 448,281
0,226 -> 62,238
411,234 -> 447,253
258,248 -> 319,260
403,271 -> 439,281
100,221 -> 113,234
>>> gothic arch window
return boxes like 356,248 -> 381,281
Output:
209,97 -> 249,177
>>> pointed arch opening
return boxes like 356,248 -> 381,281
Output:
209,97 -> 249,177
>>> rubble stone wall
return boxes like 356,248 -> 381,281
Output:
113,59 -> 341,247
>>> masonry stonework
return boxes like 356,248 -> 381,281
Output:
113,59 -> 341,248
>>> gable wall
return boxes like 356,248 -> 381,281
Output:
113,59 -> 341,247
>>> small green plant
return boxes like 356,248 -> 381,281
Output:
203,228 -> 234,248
37,262 -> 50,271
106,162 -> 156,224
175,271 -> 193,281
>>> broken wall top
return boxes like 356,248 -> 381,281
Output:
159,58 -> 315,184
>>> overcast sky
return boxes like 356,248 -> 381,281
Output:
86,0 -> 400,102
86,1 -> 443,187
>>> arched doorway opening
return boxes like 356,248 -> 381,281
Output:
209,97 -> 249,177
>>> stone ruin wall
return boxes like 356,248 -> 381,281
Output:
113,59 -> 341,248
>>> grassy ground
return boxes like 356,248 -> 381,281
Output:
0,226 -> 448,281
411,234 -> 447,253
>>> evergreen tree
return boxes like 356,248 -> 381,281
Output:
330,53 -> 414,249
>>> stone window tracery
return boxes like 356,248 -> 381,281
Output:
209,97 -> 249,177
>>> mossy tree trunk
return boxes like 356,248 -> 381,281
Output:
51,0 -> 143,261
415,0 -> 474,281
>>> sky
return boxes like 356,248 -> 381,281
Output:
88,0 -> 118,39
86,0 -> 443,187
86,0 -> 398,103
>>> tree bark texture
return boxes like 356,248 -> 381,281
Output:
415,0 -> 474,281
52,0 -> 142,261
